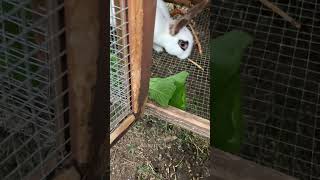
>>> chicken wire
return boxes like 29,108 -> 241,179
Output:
211,0 -> 320,179
110,0 -> 132,132
0,0 -> 70,179
146,8 -> 211,121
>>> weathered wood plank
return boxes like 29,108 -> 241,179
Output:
110,115 -> 135,145
146,102 -> 210,138
209,148 -> 298,180
128,0 -> 156,118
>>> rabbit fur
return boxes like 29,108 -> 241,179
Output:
153,0 -> 194,60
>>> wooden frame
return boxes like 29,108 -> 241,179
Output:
54,0 -> 108,179
209,148 -> 298,180
110,0 -> 157,145
146,102 -> 210,138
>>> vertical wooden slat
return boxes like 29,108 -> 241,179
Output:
84,0 -> 108,178
128,0 -> 156,118
64,0 -> 106,179
46,0 -> 66,163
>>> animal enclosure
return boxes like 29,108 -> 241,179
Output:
212,0 -> 319,179
0,0 -> 106,179
109,0 -> 155,145
0,0 -> 70,179
109,0 -> 132,132
145,6 -> 211,138
109,0 -> 210,144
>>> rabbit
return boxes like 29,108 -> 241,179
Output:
153,0 -> 194,60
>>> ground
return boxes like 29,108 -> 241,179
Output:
110,115 -> 210,180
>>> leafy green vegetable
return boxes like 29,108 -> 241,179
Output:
167,71 -> 189,110
210,30 -> 253,153
149,71 -> 189,109
149,78 -> 177,107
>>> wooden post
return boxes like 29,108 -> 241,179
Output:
63,0 -> 107,179
128,0 -> 156,118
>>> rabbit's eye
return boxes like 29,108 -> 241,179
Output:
178,40 -> 189,51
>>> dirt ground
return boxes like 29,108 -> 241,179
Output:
110,115 -> 210,180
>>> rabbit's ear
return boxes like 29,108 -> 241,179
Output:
169,0 -> 209,36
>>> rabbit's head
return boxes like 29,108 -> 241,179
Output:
162,25 -> 194,60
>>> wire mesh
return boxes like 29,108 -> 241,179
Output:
211,0 -> 320,179
148,7 -> 211,120
110,0 -> 132,132
0,0 -> 70,179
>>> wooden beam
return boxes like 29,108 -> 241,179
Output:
83,0 -> 108,178
128,0 -> 156,118
64,0 -> 107,179
110,114 -> 136,145
209,148 -> 298,180
145,102 -> 210,138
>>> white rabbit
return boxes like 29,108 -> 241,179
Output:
153,0 -> 194,60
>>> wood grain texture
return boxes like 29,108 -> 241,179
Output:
83,0 -> 108,178
64,0 -> 101,173
128,0 -> 156,118
110,115 -> 136,145
128,0 -> 143,114
209,148 -> 298,180
146,102 -> 210,138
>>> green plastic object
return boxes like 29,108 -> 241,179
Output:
210,30 -> 253,153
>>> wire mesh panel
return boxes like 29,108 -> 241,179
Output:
148,8 -> 211,120
110,0 -> 132,131
211,0 -> 320,179
0,0 -> 70,179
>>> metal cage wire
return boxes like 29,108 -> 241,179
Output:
110,0 -> 132,132
147,7 -> 211,121
211,0 -> 320,179
0,0 -> 70,179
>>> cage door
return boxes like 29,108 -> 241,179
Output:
110,0 -> 156,145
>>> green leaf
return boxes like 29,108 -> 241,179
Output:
210,30 -> 253,153
148,71 -> 189,109
149,78 -> 177,107
167,71 -> 189,110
